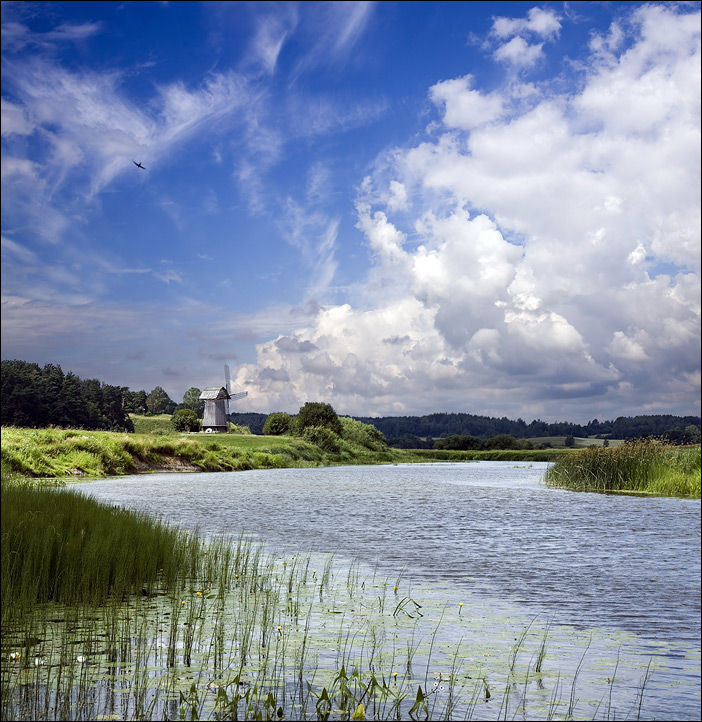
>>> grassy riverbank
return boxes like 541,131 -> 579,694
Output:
0,426 -> 568,480
544,439 -> 701,498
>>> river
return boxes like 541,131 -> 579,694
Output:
78,461 -> 701,719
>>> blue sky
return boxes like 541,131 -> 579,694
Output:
2,1 -> 700,423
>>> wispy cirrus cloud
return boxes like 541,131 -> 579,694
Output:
0,20 -> 102,52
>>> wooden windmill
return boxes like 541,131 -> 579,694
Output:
199,365 -> 247,433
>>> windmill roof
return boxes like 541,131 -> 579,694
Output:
199,386 -> 230,400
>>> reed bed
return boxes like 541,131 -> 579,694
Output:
2,480 -> 672,721
1,481 -> 209,624
543,439 -> 701,497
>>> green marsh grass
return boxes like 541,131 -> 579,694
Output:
0,426 -> 331,478
544,439 -> 701,497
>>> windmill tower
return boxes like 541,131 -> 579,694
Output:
199,365 -> 248,433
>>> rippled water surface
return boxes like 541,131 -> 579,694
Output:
78,461 -> 701,718
82,461 -> 700,643
78,461 -> 700,644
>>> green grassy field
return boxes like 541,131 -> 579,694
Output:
0,426 -> 330,478
129,413 -> 176,434
526,436 -> 623,448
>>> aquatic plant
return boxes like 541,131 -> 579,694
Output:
544,439 -> 701,497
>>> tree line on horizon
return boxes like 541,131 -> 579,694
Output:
2,360 -> 700,445
352,412 -> 702,447
232,411 -> 701,446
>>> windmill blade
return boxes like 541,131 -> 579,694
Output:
224,364 -> 232,417
229,392 -> 248,401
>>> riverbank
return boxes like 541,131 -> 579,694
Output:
0,426 -> 568,481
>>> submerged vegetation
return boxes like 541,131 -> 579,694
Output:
544,439 -> 701,498
1,479 -> 672,721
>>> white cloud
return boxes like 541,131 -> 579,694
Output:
387,180 -> 408,212
493,37 -> 544,69
430,75 -> 503,130
0,97 -> 33,135
155,269 -> 182,284
607,330 -> 650,362
248,11 -> 297,75
491,7 -> 561,40
1,235 -> 38,263
231,3 -> 700,421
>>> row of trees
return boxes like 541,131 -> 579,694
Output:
434,434 -> 539,451
0,360 -> 204,431
122,386 -> 205,417
3,360 -> 700,445
1,360 -> 135,432
354,412 -> 701,445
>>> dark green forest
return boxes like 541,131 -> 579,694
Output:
0,360 -> 176,432
2,360 -> 699,444
352,412 -> 702,447
1,360 -> 135,431
234,411 -> 701,446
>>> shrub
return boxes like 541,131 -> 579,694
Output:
338,417 -> 387,450
434,434 -> 482,451
171,409 -> 201,432
303,426 -> 340,453
227,423 -> 251,434
263,412 -> 293,436
297,402 -> 342,436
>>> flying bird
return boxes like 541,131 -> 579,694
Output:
133,161 -> 146,169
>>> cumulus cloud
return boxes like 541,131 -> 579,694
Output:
493,37 -> 544,69
491,7 -> 561,41
429,75 -> 503,130
488,7 -> 560,72
233,3 -> 700,421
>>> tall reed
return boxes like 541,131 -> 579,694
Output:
1,482 -> 206,628
544,439 -> 700,497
